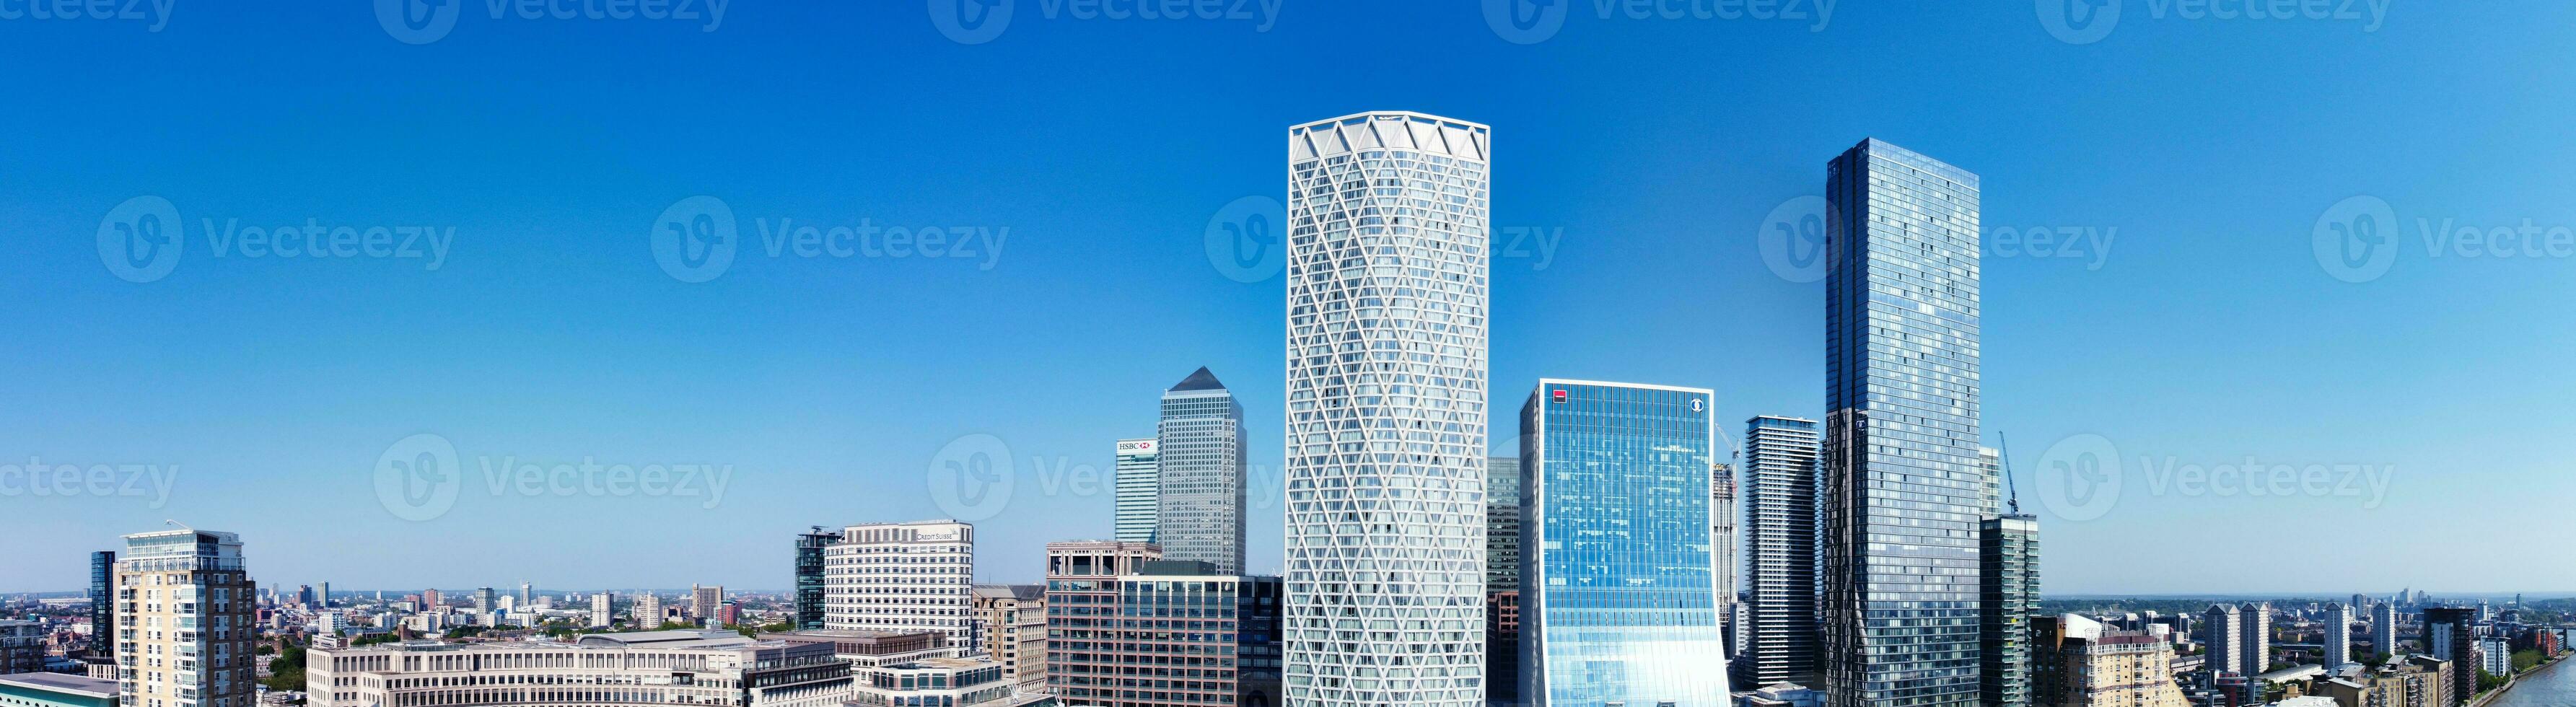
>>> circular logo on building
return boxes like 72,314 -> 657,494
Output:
928,434 -> 1015,521
374,433 -> 463,522
2034,434 -> 2122,522
2313,195 -> 2398,284
97,196 -> 185,284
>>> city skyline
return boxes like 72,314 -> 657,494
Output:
7,4 -> 2576,600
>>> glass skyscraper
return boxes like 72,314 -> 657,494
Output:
1157,367 -> 1245,574
1283,110 -> 1489,707
89,550 -> 114,656
1979,513 -> 2038,707
1486,454 -> 1523,706
1518,379 -> 1731,706
1738,415 -> 1822,689
1822,139 -> 1986,707
1115,437 -> 1161,544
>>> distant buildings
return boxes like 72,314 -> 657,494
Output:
2324,602 -> 2354,668
2030,614 -> 2188,707
1738,415 -> 1822,688
1710,461 -> 1738,644
2372,602 -> 2398,658
823,520 -> 977,647
1112,439 -> 1160,544
765,630 -> 1053,707
2242,602 -> 2274,677
1517,379 -> 1730,706
635,594 -> 664,627
1981,513 -> 2040,707
691,584 -> 724,626
115,527 -> 256,707
972,584 -> 1048,695
1282,110 -> 1490,707
1820,139 -> 1986,707
0,620 -> 41,675
590,592 -> 616,628
1155,367 -> 1247,575
311,630 -> 857,707
85,551 -> 114,657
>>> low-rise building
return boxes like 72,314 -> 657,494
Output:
2031,614 -> 2189,707
972,585 -> 1048,695
307,630 -> 853,707
0,674 -> 118,707
761,631 -> 1051,707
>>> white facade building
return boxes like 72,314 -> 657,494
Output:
115,528 -> 256,707
2324,602 -> 2354,667
1282,110 -> 1491,707
824,520 -> 976,648
307,631 -> 854,707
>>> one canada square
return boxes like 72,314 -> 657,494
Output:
1283,111 -> 1490,707
1821,139 -> 1986,707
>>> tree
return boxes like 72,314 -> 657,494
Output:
262,644 -> 307,693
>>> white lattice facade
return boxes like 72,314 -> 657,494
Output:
1282,111 -> 1491,707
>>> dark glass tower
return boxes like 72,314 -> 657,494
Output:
89,550 -> 115,656
1822,139 -> 1986,707
793,528 -> 833,629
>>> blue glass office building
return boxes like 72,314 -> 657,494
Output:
1821,139 -> 1986,707
1518,379 -> 1732,706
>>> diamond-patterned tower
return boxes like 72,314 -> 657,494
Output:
1283,111 -> 1491,707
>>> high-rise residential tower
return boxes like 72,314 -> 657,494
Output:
635,594 -> 665,627
1113,438 -> 1160,544
2371,601 -> 2397,659
1979,514 -> 2039,707
794,528 -> 835,629
1486,454 -> 1523,706
1821,139 -> 1986,707
115,528 -> 256,707
474,587 -> 496,614
1517,379 -> 1732,706
1283,110 -> 1491,707
824,520 -> 976,647
590,592 -> 615,628
519,582 -> 533,607
1738,415 -> 1822,688
2239,602 -> 2271,677
2424,607 -> 2476,706
692,584 -> 724,625
2204,604 -> 2242,682
1156,367 -> 1247,574
1711,462 -> 1738,634
2325,602 -> 2354,668
87,550 -> 115,657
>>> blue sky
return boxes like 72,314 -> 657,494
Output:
3,2 -> 2572,596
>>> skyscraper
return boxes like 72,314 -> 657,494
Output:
115,528 -> 256,707
1486,454 -> 1523,706
692,584 -> 725,625
319,581 -> 331,607
825,520 -> 977,647
1517,379 -> 1731,706
520,582 -> 533,607
635,594 -> 664,627
2240,602 -> 2271,677
1979,514 -> 2039,707
1738,415 -> 1822,688
474,587 -> 496,614
1821,139 -> 1986,707
2424,607 -> 2476,706
1283,110 -> 1491,707
2325,602 -> 2354,668
1156,367 -> 1246,574
87,550 -> 115,657
2371,601 -> 2398,659
421,588 -> 441,612
590,592 -> 615,628
794,527 -> 835,630
1711,462 -> 1738,636
1113,438 -> 1160,544
2204,604 -> 2243,684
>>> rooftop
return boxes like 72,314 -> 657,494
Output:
0,673 -> 120,698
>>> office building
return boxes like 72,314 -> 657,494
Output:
474,587 -> 496,614
519,581 -> 533,606
1738,415 -> 1822,688
590,592 -> 615,628
795,528 -> 836,630
973,585 -> 1049,694
0,674 -> 120,707
2030,614 -> 2188,707
1156,367 -> 1248,574
2325,602 -> 2354,668
309,630 -> 857,707
1517,379 -> 1731,706
1041,541 -> 1162,701
2372,602 -> 2398,659
1113,438 -> 1161,544
825,520 -> 978,647
87,551 -> 114,657
764,631 -> 1055,707
115,528 -> 256,707
1821,138 -> 1987,707
693,584 -> 725,625
1048,560 -> 1282,707
319,581 -> 331,607
1981,514 -> 2040,707
0,622 -> 39,676
2423,607 -> 2476,705
1282,110 -> 1491,707
1486,454 -> 1523,706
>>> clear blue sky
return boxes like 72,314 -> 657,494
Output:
4,2 -> 2571,596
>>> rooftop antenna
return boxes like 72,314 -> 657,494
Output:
1999,434 -> 2022,516
165,519 -> 193,530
